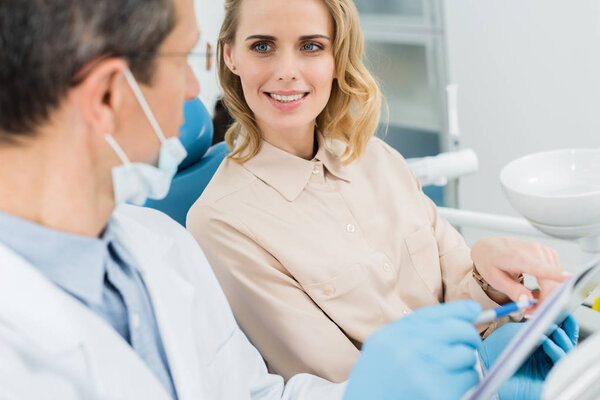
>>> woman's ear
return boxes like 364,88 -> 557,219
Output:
222,42 -> 239,76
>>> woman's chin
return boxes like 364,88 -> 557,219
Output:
259,118 -> 318,134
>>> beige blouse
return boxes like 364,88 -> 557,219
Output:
187,134 -> 510,383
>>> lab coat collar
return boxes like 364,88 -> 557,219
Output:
0,241 -> 172,399
242,131 -> 352,202
0,209 -> 107,306
0,243 -> 82,356
0,207 -> 205,399
110,205 -> 205,399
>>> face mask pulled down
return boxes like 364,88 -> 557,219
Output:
105,68 -> 188,206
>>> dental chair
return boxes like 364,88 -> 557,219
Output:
144,98 -> 230,226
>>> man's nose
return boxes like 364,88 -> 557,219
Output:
185,65 -> 201,100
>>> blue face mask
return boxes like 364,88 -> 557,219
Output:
105,68 -> 188,206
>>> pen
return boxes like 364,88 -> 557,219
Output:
473,299 -> 537,325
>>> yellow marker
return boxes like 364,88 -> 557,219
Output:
593,296 -> 600,312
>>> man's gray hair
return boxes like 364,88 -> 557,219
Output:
0,0 -> 176,139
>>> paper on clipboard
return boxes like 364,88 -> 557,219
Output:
465,255 -> 600,400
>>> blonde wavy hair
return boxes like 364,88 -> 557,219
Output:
218,0 -> 382,164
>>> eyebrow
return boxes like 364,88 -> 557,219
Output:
245,34 -> 331,41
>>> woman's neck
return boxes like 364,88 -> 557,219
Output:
259,122 -> 316,160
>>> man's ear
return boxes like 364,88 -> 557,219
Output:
74,59 -> 130,136
222,42 -> 239,76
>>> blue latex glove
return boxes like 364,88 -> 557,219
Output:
478,314 -> 579,400
345,301 -> 483,400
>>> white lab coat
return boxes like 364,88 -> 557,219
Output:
0,204 -> 346,400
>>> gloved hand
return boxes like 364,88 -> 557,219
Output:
478,314 -> 579,400
345,301 -> 483,400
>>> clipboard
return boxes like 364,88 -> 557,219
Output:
465,254 -> 600,400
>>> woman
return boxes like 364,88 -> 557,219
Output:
187,0 -> 568,382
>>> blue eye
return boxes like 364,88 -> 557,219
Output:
302,43 -> 322,52
253,42 -> 272,53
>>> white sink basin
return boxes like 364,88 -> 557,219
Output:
528,220 -> 600,240
500,149 -> 600,231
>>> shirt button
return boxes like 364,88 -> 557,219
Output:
324,286 -> 336,296
403,309 -> 410,315
383,263 -> 391,272
131,313 -> 141,330
312,167 -> 320,175
346,224 -> 356,233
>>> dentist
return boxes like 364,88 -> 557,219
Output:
0,0 -> 554,399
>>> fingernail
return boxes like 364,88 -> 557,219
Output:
562,271 -> 573,277
518,294 -> 531,304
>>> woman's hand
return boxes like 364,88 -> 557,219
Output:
471,236 -> 571,310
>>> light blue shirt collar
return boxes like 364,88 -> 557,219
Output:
0,210 -> 109,306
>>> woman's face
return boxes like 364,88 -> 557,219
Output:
223,0 -> 336,137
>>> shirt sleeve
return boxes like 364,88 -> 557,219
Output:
415,174 -> 514,336
187,203 -> 361,383
375,139 -> 512,335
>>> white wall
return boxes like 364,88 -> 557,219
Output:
193,0 -> 225,115
444,0 -> 600,269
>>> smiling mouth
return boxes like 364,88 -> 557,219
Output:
266,92 -> 309,103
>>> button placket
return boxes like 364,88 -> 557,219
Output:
311,161 -> 326,184
331,181 -> 363,241
313,160 -> 322,174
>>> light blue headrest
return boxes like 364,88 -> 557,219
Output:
178,98 -> 214,171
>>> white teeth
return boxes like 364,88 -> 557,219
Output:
269,93 -> 306,102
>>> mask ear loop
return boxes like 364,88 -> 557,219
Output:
122,68 -> 168,144
105,133 -> 131,165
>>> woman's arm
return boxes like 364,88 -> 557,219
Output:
416,175 -> 568,314
377,139 -> 511,333
418,191 -> 508,306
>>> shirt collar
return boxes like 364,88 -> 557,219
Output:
242,131 -> 352,202
0,210 -> 108,306
314,132 -> 353,182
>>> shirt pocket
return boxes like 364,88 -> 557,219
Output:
404,225 -> 443,300
301,265 -> 384,340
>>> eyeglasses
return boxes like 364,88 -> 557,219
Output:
70,41 -> 215,86
155,41 -> 214,72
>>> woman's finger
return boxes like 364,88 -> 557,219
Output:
537,278 -> 561,304
483,268 -> 533,302
517,258 -> 568,282
548,247 -> 562,270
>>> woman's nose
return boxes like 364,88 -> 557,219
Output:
276,50 -> 299,81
